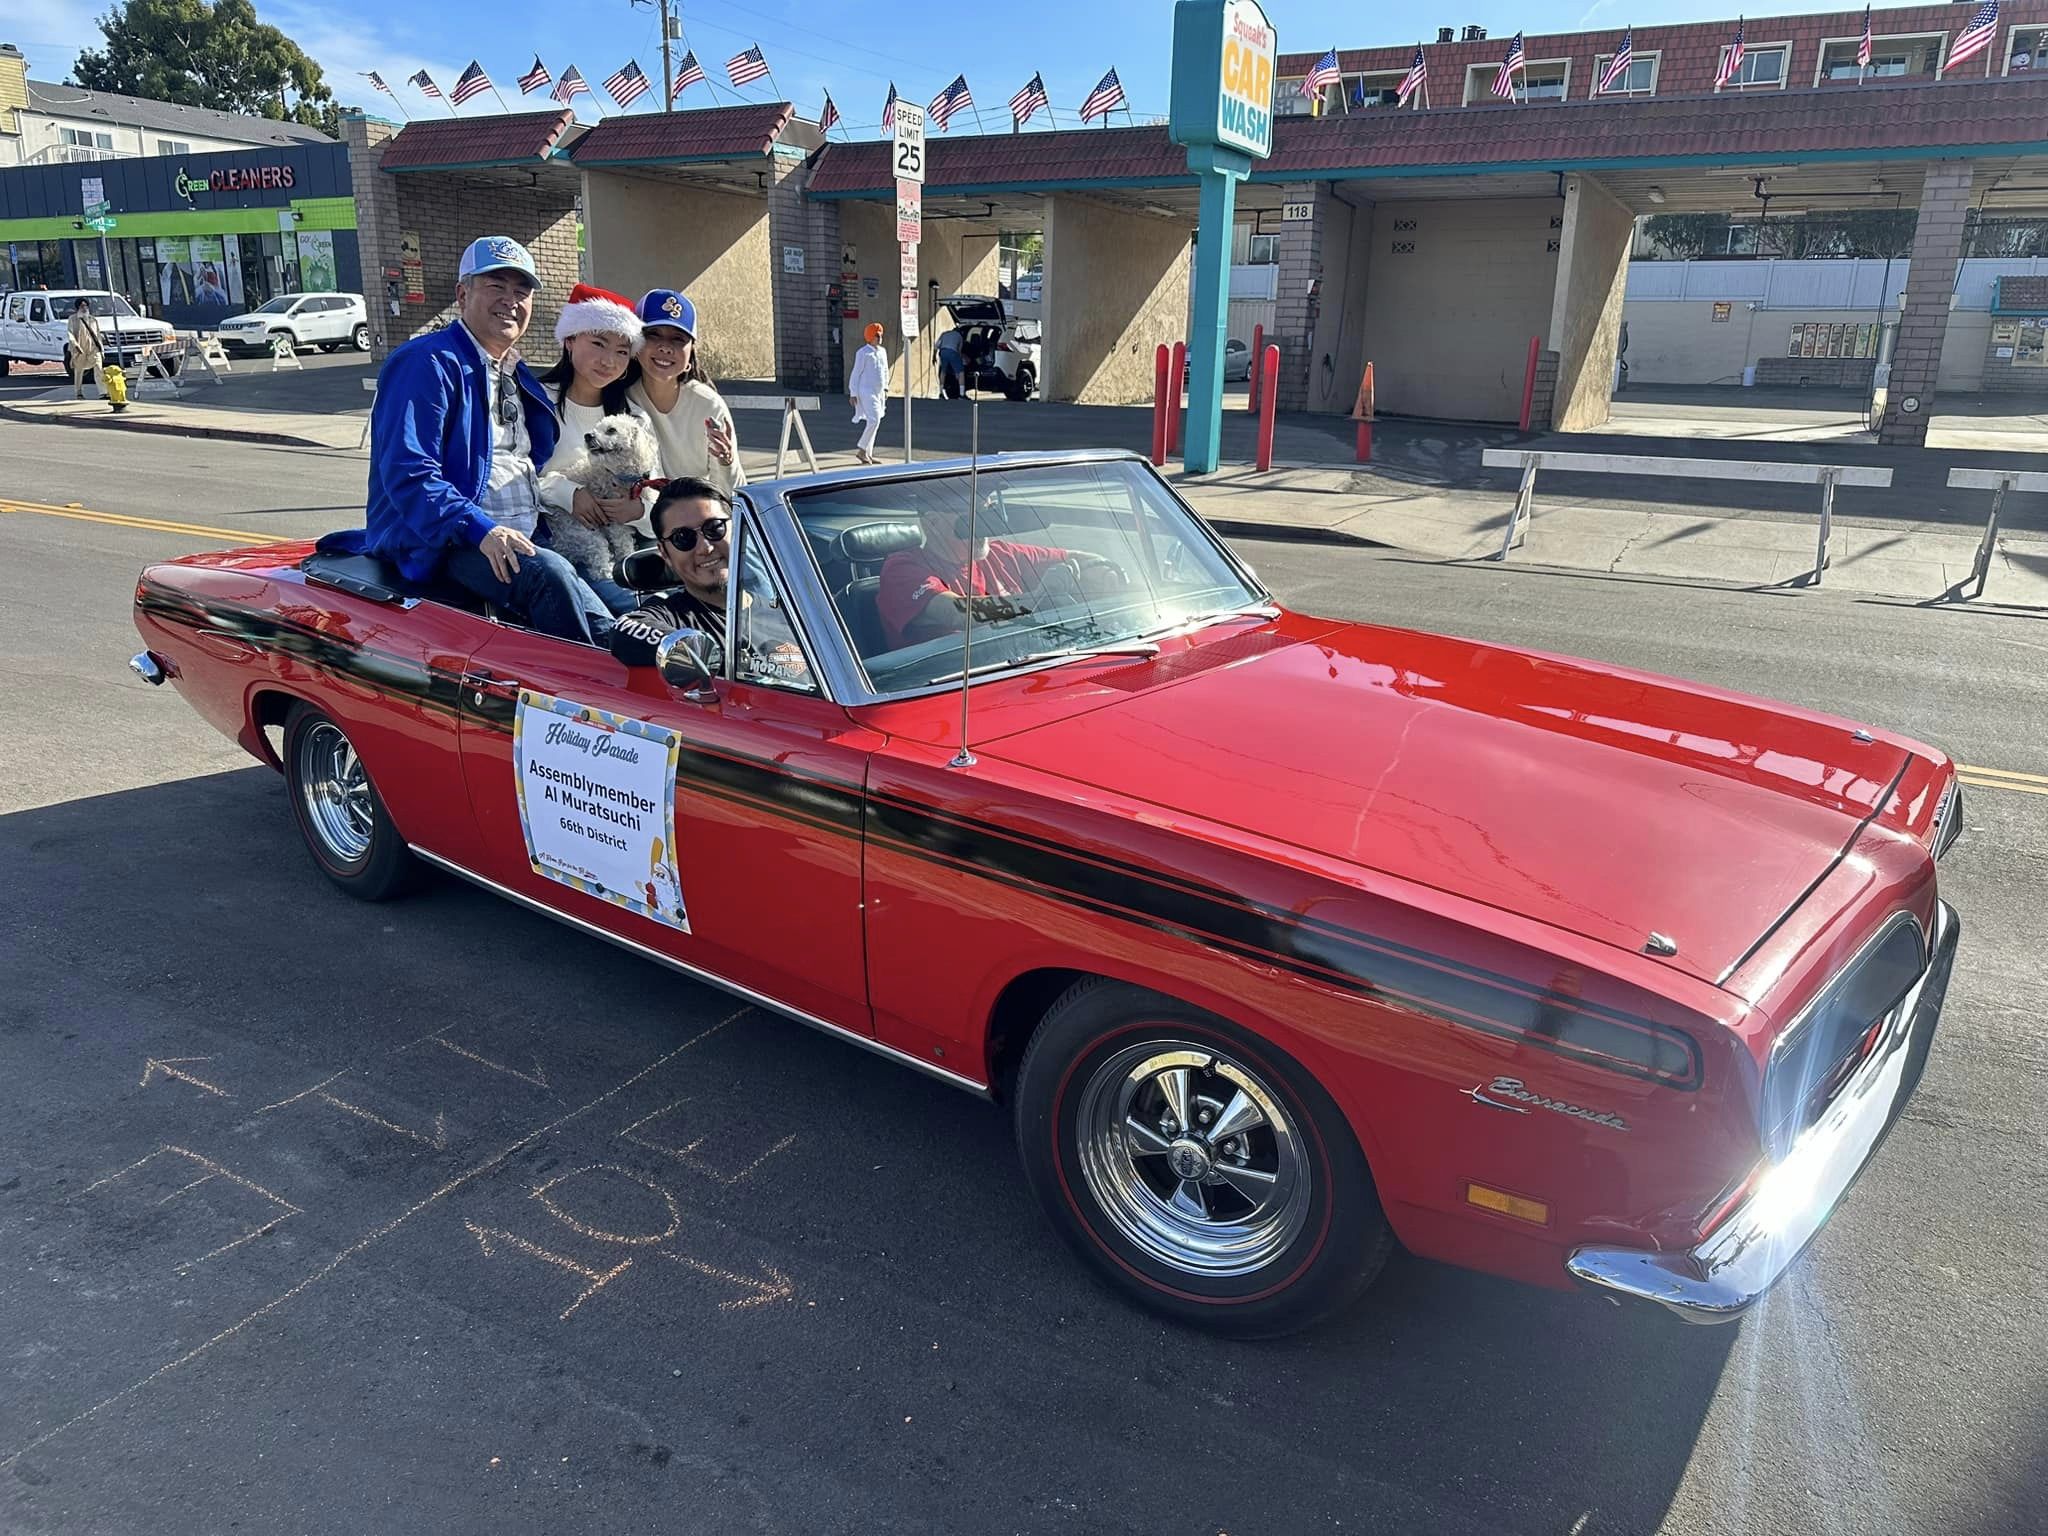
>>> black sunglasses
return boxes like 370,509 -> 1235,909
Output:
661,516 -> 730,553
493,368 -> 520,426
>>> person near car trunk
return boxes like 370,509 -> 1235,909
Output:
328,235 -> 614,646
66,299 -> 103,399
937,325 -> 964,399
534,281 -> 649,615
627,289 -> 743,498
850,323 -> 888,465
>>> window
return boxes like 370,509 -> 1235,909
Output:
29,298 -> 49,323
1464,60 -> 1571,104
60,127 -> 115,149
1333,70 -> 1407,110
731,519 -> 820,695
1720,43 -> 1790,88
2007,26 -> 2045,73
1247,233 -> 1278,265
1274,76 -> 1314,117
157,139 -> 191,156
1817,33 -> 1943,81
1590,51 -> 1659,96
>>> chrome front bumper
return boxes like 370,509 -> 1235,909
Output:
1568,899 -> 1958,1323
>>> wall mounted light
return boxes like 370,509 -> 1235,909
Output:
1647,186 -> 1667,204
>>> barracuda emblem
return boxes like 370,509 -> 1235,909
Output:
1466,1076 -> 1628,1132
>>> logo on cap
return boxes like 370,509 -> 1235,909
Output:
661,294 -> 684,319
482,237 -> 521,263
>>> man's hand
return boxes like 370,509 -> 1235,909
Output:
706,418 -> 736,466
597,496 -> 643,525
951,592 -> 1024,622
478,525 -> 536,582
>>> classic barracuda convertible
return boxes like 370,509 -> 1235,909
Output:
131,449 -> 1961,1335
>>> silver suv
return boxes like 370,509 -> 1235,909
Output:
937,293 -> 1038,401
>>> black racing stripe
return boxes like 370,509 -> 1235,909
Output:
866,795 -> 1701,1090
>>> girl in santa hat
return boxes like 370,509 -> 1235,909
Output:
535,282 -> 651,613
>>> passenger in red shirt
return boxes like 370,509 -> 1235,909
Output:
875,499 -> 1073,650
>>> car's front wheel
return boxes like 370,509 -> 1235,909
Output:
282,702 -> 415,900
1015,979 -> 1391,1337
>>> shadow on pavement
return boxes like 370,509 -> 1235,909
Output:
0,767 -> 1734,1534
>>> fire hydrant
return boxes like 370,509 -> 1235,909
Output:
102,363 -> 129,412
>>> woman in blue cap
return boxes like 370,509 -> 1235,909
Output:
628,290 -> 743,498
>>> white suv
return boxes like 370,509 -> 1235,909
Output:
215,293 -> 370,356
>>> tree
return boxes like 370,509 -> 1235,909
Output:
1638,214 -> 1729,261
72,0 -> 341,132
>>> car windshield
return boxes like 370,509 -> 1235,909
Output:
788,459 -> 1268,694
75,295 -> 136,318
250,297 -> 298,314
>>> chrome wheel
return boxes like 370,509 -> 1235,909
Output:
1074,1041 -> 1311,1278
294,720 -> 375,865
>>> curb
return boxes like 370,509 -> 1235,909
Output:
0,400 -> 336,451
1206,518 -> 1395,549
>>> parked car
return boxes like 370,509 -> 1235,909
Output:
129,449 -> 1962,1336
938,293 -> 1037,400
1184,337 -> 1252,384
214,293 -> 370,356
0,289 -> 178,375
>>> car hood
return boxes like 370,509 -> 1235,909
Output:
981,619 -> 1908,985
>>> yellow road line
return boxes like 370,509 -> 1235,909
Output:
1957,763 -> 2048,787
0,498 -> 287,545
1958,774 -> 2048,798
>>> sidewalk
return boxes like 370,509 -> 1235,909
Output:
5,369 -> 2044,608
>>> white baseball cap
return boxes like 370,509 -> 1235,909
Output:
457,235 -> 540,288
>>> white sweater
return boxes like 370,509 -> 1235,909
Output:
627,378 -> 744,496
537,394 -> 653,515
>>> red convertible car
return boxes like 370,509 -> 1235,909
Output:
131,449 -> 1961,1335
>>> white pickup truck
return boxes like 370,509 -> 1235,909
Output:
0,289 -> 179,375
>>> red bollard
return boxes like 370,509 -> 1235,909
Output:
1518,335 -> 1541,433
1247,322 -> 1264,413
1151,344 -> 1170,467
1255,344 -> 1280,472
1356,421 -> 1373,462
1168,340 -> 1186,456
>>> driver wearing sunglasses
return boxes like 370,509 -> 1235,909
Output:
609,478 -> 808,688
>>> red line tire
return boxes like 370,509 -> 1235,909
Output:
1014,978 -> 1392,1337
282,702 -> 415,901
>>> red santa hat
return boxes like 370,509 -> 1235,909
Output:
554,282 -> 644,350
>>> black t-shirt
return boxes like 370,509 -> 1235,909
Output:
609,586 -> 725,669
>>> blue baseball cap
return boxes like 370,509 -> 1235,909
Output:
639,289 -> 698,337
458,235 -> 540,288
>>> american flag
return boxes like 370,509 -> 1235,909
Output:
361,70 -> 393,96
881,82 -> 897,129
552,66 -> 590,106
1301,47 -> 1340,111
518,56 -> 552,94
1947,0 -> 2000,70
1491,32 -> 1526,99
1395,45 -> 1428,106
929,74 -> 973,131
673,52 -> 707,96
1714,19 -> 1746,89
1009,72 -> 1049,128
1857,7 -> 1874,69
727,45 -> 770,88
604,60 -> 651,109
820,93 -> 840,132
1598,29 -> 1634,93
1079,67 -> 1126,123
408,69 -> 443,100
451,61 -> 492,106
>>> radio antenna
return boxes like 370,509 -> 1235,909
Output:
948,396 -> 980,769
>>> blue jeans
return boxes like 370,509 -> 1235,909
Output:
443,543 -> 615,644
584,575 -> 640,616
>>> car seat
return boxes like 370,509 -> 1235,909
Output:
832,520 -> 924,658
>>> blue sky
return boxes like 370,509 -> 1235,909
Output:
12,0 -> 1854,135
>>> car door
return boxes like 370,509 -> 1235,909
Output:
27,296 -> 59,360
452,512 -> 878,1036
306,298 -> 340,343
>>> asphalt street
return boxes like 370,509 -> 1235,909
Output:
0,419 -> 2041,1535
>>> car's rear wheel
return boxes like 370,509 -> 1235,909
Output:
351,322 -> 371,352
282,702 -> 414,900
1015,979 -> 1391,1337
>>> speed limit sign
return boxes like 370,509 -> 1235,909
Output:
892,101 -> 926,185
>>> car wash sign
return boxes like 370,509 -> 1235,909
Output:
1169,0 -> 1278,160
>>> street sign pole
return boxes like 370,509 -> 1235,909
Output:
891,102 -> 925,466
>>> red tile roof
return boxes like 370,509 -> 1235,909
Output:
380,109 -> 575,171
568,103 -> 793,164
807,123 -> 1190,196
808,76 -> 2048,196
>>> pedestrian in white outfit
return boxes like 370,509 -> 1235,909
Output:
850,322 -> 888,465
67,300 -> 104,399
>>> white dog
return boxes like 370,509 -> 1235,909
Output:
542,413 -> 663,588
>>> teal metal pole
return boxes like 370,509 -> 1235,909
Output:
1183,142 -> 1248,475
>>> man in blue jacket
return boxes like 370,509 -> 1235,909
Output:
334,236 -> 612,643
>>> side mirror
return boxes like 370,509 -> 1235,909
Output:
655,628 -> 717,698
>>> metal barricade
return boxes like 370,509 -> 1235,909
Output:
721,395 -> 822,479
1945,466 -> 2048,598
1481,449 -> 1894,585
